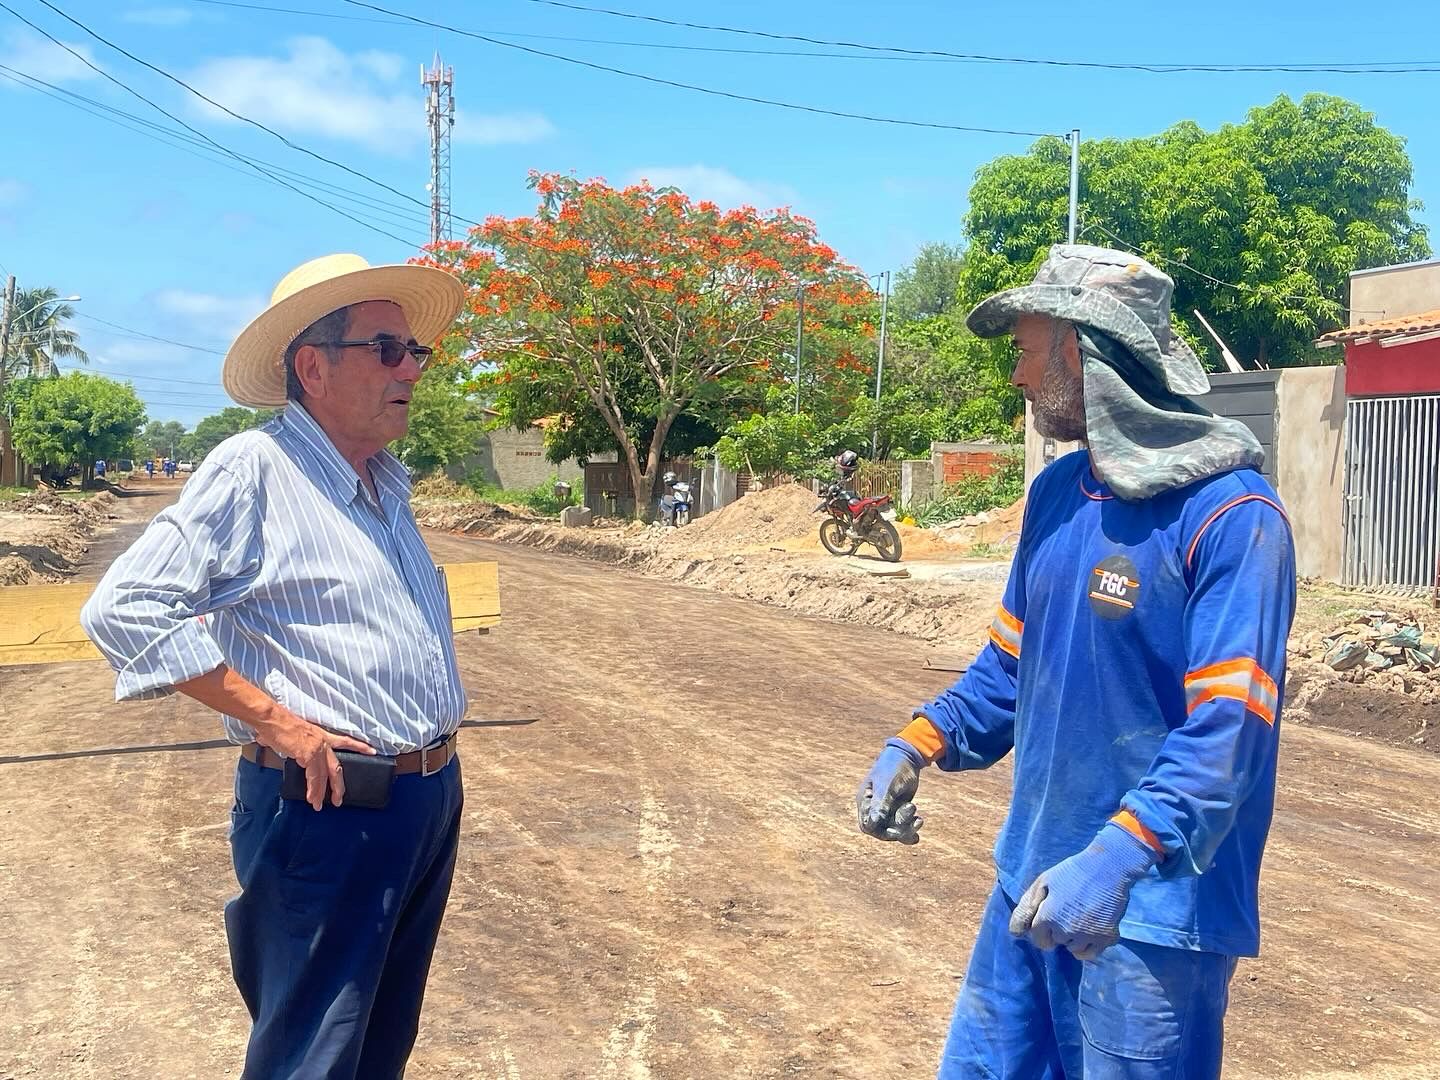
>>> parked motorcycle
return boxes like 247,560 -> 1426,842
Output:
814,482 -> 903,562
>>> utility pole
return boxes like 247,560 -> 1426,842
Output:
421,54 -> 455,248
793,284 -> 805,416
871,270 -> 889,458
1067,129 -> 1081,244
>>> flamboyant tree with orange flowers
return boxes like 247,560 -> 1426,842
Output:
420,173 -> 877,515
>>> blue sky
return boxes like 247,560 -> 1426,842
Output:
2,0 -> 1439,426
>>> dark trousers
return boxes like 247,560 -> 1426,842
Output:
939,884 -> 1237,1079
225,754 -> 463,1080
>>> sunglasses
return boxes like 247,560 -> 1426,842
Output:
323,338 -> 434,368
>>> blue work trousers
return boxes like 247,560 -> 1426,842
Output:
225,753 -> 464,1080
940,884 -> 1237,1079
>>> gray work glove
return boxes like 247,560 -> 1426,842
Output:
856,738 -> 925,844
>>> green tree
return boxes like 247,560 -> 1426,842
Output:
890,242 -> 964,323
960,93 -> 1429,368
11,372 -> 146,484
391,366 -> 487,475
423,172 -> 876,516
141,419 -> 188,461
2,287 -> 88,379
180,406 -> 276,462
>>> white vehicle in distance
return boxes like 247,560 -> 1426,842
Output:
176,461 -> 196,473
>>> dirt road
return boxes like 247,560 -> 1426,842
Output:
1,488 -> 1437,1079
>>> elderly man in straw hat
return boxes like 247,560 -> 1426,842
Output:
854,246 -> 1296,1077
82,254 -> 470,1078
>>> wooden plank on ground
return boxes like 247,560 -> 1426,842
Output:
0,561 -> 501,667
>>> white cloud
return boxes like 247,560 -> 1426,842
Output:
0,29 -> 102,84
187,37 -> 553,153
0,178 -> 27,206
151,289 -> 266,340
625,165 -> 795,210
121,7 -> 194,26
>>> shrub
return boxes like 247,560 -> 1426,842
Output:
463,472 -> 576,517
909,453 -> 1024,527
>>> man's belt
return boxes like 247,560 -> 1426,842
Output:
241,732 -> 458,777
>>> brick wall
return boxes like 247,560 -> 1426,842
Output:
934,443 -> 1007,485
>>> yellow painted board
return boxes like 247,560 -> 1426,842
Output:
0,561 -> 500,667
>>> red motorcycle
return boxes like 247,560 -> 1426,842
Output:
815,482 -> 903,563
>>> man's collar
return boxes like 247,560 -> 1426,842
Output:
279,400 -> 393,506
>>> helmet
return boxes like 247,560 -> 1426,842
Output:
662,470 -> 677,485
835,450 -> 860,475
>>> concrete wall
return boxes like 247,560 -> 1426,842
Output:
454,425 -> 582,491
1349,259 -> 1440,325
1273,366 -> 1346,582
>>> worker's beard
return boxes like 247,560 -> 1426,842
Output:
1030,336 -> 1087,443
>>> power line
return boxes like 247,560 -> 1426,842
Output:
10,1 -> 426,244
340,0 -> 1058,137
35,0 -> 448,223
516,0 -> 1440,75
183,0 -> 1092,65
74,314 -> 228,356
0,64 -> 433,234
1081,220 -> 1343,312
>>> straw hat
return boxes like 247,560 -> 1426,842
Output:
222,253 -> 466,408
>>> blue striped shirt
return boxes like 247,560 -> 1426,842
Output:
81,402 -> 467,755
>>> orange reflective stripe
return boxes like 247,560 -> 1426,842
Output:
1187,684 -> 1277,726
1185,494 -> 1289,570
1111,809 -> 1164,855
1185,657 -> 1279,700
988,625 -> 1021,659
898,715 -> 947,763
994,606 -> 1023,636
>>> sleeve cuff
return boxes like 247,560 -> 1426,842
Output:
1110,808 -> 1165,858
112,617 -> 227,701
897,714 -> 947,764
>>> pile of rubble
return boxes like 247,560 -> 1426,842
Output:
1292,610 -> 1440,697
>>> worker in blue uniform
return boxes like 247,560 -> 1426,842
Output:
856,245 -> 1296,1079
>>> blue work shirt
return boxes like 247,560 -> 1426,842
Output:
81,402 -> 468,755
919,451 -> 1295,956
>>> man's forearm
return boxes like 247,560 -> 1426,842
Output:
176,664 -> 285,742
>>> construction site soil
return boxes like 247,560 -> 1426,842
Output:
0,489 -> 118,585
415,486 -> 1436,754
0,482 -> 1436,1078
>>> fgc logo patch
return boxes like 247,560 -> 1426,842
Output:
1089,554 -> 1140,620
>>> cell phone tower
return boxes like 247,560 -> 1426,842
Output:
421,53 -> 455,247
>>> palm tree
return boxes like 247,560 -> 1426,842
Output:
3,287 -> 88,379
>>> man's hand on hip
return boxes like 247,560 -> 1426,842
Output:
175,664 -> 376,811
856,738 -> 926,844
259,714 -> 377,811
1008,823 -> 1158,961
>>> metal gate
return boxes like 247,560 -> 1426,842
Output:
1342,395 -> 1440,589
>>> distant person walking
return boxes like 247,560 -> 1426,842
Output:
82,253 -> 471,1079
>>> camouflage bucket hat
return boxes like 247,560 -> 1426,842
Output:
966,244 -> 1210,396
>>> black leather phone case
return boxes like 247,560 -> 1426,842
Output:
281,751 -> 396,809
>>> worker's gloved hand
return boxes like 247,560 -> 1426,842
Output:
1008,823 -> 1158,961
856,738 -> 925,844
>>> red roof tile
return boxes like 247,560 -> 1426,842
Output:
1317,308 -> 1440,345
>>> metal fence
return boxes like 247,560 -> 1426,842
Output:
1343,395 -> 1440,590
852,460 -> 903,499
